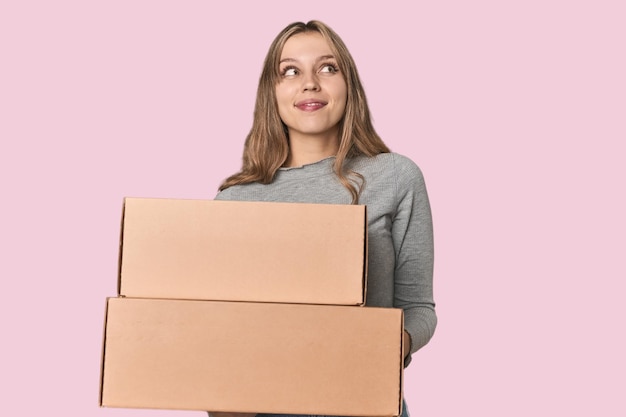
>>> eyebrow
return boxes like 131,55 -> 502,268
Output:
279,54 -> 336,64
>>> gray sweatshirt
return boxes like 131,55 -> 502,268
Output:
215,152 -> 436,366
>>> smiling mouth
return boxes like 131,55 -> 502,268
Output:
295,100 -> 327,111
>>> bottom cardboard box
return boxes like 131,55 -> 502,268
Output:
100,297 -> 403,416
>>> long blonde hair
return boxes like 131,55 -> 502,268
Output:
219,20 -> 390,203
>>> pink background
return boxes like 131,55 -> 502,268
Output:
2,1 -> 624,416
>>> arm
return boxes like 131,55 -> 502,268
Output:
391,155 -> 437,366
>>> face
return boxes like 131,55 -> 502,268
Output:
275,32 -> 348,143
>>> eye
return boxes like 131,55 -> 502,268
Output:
281,66 -> 298,77
320,63 -> 339,74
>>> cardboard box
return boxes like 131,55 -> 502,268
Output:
119,198 -> 367,305
100,297 -> 403,416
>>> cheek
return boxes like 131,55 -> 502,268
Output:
275,86 -> 292,109
340,88 -> 348,107
336,86 -> 348,113
275,91 -> 293,124
334,81 -> 348,107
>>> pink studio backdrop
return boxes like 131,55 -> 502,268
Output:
1,1 -> 624,416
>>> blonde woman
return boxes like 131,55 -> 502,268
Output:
214,20 -> 436,417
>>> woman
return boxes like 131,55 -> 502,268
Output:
214,20 -> 436,417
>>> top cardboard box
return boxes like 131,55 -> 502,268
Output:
118,198 -> 367,305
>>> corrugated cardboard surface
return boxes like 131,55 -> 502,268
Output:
119,198 -> 367,305
100,297 -> 403,416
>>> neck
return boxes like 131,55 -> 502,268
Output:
284,130 -> 340,168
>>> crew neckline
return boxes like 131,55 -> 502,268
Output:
279,155 -> 336,171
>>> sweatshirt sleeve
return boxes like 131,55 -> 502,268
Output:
391,154 -> 437,366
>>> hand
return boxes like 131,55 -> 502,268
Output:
403,330 -> 412,359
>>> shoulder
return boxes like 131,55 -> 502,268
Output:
390,152 -> 421,169
380,153 -> 428,198
213,184 -> 258,201
214,188 -> 230,200
356,152 -> 425,182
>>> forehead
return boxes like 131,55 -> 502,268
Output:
280,32 -> 334,60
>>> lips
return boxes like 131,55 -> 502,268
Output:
295,99 -> 328,111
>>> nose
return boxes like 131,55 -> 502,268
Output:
302,72 -> 320,92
